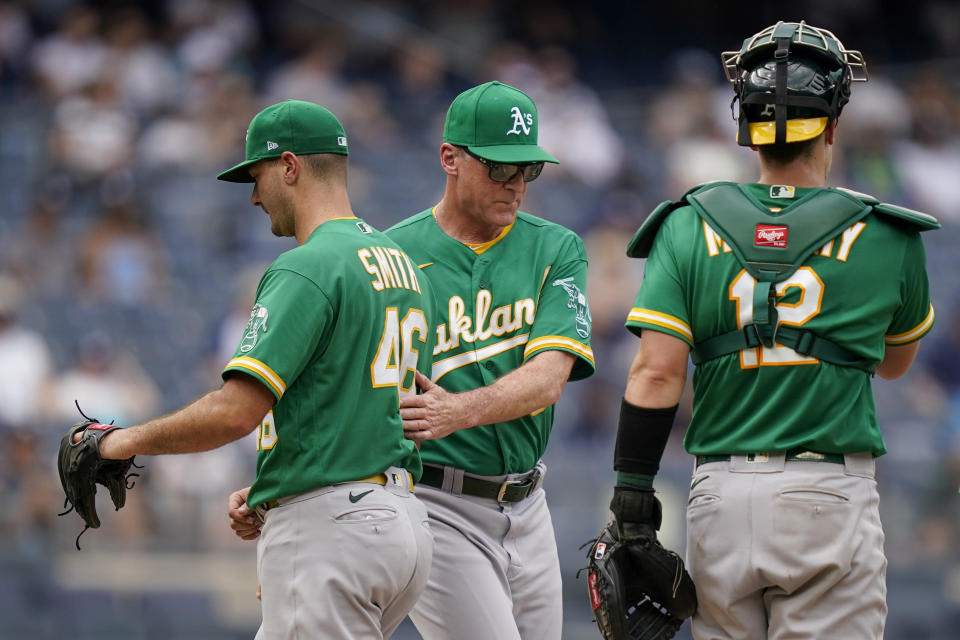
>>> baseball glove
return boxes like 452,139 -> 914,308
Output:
581,489 -> 697,640
57,411 -> 140,549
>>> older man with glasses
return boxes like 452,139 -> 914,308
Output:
386,80 -> 596,639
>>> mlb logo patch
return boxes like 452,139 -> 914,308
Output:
755,224 -> 788,248
594,542 -> 607,559
770,185 -> 795,198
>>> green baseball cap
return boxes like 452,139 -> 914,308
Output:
217,99 -> 349,183
443,81 -> 558,164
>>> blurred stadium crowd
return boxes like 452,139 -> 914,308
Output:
0,0 -> 958,638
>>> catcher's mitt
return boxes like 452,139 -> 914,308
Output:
582,523 -> 697,640
57,411 -> 140,549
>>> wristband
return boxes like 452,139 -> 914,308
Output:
616,471 -> 654,490
613,398 -> 678,477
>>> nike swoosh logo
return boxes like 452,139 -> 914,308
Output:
418,262 -> 434,269
349,489 -> 375,503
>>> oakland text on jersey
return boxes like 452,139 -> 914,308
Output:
358,246 -> 422,294
433,289 -> 535,355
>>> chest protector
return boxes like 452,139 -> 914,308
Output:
627,182 -> 939,374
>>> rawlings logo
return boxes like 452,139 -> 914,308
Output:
86,423 -> 112,431
755,224 -> 788,248
588,573 -> 601,610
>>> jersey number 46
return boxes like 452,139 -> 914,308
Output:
371,307 -> 428,394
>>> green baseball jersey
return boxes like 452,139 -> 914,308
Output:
387,209 -> 595,475
626,184 -> 934,457
223,218 -> 436,509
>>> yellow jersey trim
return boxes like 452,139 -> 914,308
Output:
885,304 -> 935,345
626,308 -> 694,343
431,206 -> 515,254
225,357 -> 286,398
523,335 -> 595,366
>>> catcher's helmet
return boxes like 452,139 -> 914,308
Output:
721,21 -> 868,146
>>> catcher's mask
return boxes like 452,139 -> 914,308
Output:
721,20 -> 868,146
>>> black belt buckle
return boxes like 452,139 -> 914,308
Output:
496,478 -> 524,502
498,466 -> 541,503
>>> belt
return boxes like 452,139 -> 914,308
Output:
259,472 -> 408,513
418,465 -> 542,503
696,448 -> 846,467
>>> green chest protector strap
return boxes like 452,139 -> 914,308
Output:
627,182 -> 940,374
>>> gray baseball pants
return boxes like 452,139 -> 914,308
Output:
686,452 -> 885,640
409,464 -> 562,640
254,468 -> 433,639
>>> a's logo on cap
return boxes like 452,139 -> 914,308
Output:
506,106 -> 533,135
266,141 -> 279,151
337,136 -> 347,146
755,224 -> 788,248
770,185 -> 795,199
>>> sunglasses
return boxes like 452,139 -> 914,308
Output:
461,148 -> 545,183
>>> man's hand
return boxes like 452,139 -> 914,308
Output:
72,426 -> 128,459
400,372 -> 469,442
228,486 -> 262,541
58,419 -> 140,547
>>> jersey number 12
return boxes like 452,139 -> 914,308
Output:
729,266 -> 824,368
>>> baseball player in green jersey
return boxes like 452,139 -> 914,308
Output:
387,81 -> 595,639
79,100 -> 435,638
595,21 -> 939,640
